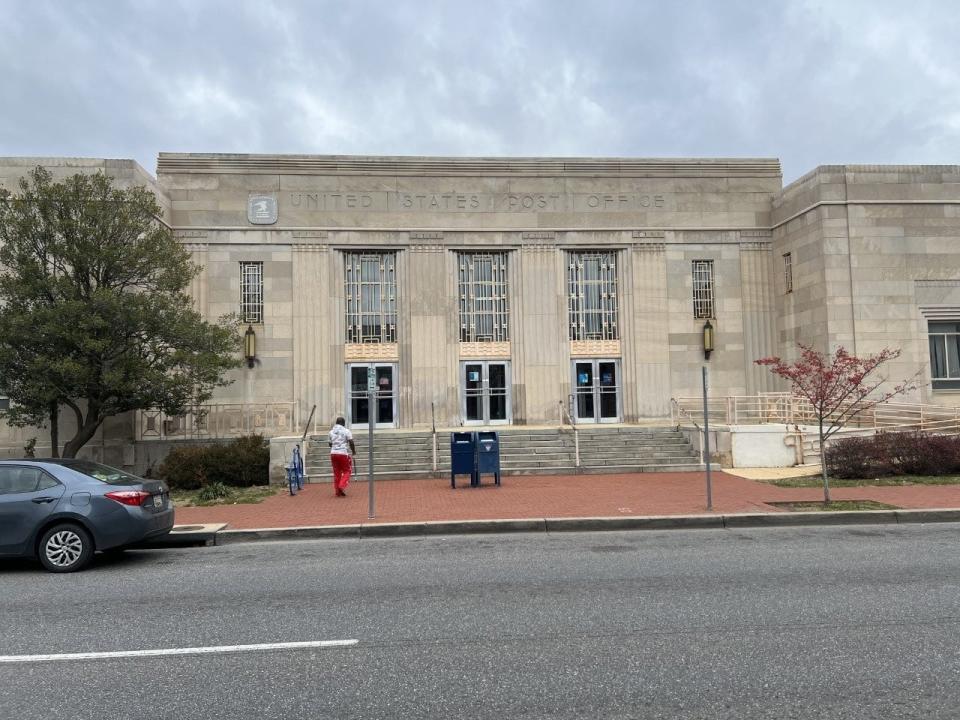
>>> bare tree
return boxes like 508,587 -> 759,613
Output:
756,345 -> 918,502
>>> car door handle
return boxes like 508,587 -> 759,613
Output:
31,497 -> 56,504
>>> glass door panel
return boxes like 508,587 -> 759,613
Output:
376,366 -> 394,424
598,361 -> 619,421
574,362 -> 595,421
349,366 -> 369,425
464,364 -> 483,422
488,363 -> 508,422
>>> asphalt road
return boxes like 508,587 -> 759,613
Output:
2,524 -> 960,719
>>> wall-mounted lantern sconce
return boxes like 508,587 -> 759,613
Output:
703,320 -> 715,361
244,325 -> 257,369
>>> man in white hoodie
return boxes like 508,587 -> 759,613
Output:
328,417 -> 356,497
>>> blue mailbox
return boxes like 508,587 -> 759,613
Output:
450,432 -> 478,488
476,431 -> 501,486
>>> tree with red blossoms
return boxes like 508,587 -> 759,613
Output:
755,345 -> 918,502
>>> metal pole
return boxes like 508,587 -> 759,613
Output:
368,387 -> 375,519
702,365 -> 713,511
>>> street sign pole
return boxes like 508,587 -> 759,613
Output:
367,367 -> 376,519
702,365 -> 713,511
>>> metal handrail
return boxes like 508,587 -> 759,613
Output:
672,393 -> 960,434
301,404 -> 316,443
559,397 -> 580,467
136,402 -> 298,441
670,398 -> 705,465
431,402 -> 438,472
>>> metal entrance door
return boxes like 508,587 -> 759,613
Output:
461,361 -> 511,425
347,363 -> 397,428
572,359 -> 620,423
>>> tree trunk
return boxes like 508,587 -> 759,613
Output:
61,415 -> 103,458
819,418 -> 830,504
48,401 -> 59,459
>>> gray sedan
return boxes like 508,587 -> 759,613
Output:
0,459 -> 174,572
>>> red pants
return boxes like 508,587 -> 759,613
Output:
331,453 -> 352,493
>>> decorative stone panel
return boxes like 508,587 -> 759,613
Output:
570,340 -> 621,357
635,242 -> 666,252
344,343 -> 399,361
459,342 -> 511,359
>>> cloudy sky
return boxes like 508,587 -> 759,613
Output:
2,0 -> 959,183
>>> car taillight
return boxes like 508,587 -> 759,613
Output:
105,490 -> 151,506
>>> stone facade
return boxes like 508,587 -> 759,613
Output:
154,154 -> 781,430
1,154 -> 959,463
771,165 -> 960,406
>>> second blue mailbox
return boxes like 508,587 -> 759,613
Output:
476,431 -> 501,486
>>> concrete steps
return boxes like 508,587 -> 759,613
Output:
303,425 -> 703,480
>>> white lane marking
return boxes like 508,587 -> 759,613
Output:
0,639 -> 358,664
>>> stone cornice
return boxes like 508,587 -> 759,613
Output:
157,153 -> 782,178
771,199 -> 960,231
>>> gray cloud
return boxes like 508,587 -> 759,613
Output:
1,0 -> 958,182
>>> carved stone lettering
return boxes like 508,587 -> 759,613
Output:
399,193 -> 484,211
285,191 -> 671,213
583,194 -> 666,210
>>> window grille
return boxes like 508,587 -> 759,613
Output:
457,253 -> 509,342
928,321 -> 960,390
344,252 -> 397,343
567,252 -> 618,341
783,253 -> 793,294
239,262 -> 263,324
692,260 -> 715,319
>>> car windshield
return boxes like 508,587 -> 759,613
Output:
56,460 -> 144,486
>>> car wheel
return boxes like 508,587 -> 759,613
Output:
38,524 -> 94,573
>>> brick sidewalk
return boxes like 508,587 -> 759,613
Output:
173,471 -> 960,530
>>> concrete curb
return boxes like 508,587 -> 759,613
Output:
139,523 -> 227,548
181,508 -> 960,545
545,515 -> 723,532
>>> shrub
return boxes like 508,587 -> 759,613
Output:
158,435 -> 270,490
826,431 -> 960,479
197,481 -> 231,502
157,445 -> 210,490
903,433 -> 960,475
825,436 -> 882,479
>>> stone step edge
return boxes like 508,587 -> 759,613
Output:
299,463 -> 719,479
